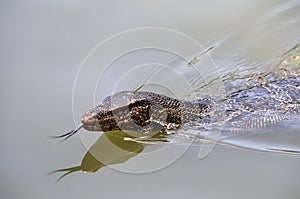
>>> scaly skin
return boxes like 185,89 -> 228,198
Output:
81,91 -> 210,133
81,73 -> 299,134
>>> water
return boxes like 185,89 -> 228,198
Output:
1,1 -> 300,199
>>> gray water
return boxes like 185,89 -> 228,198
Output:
1,1 -> 300,199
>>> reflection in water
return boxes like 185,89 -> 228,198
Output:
52,131 -> 168,181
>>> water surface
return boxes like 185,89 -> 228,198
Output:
1,1 -> 300,199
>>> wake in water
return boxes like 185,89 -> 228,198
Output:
172,44 -> 300,154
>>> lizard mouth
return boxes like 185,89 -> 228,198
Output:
82,123 -> 103,131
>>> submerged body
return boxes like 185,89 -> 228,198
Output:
79,72 -> 299,135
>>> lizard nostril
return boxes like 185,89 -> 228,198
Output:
81,117 -> 90,124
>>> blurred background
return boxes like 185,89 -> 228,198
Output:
1,0 -> 300,199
